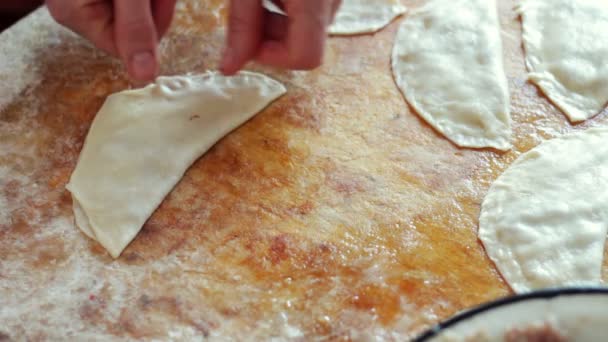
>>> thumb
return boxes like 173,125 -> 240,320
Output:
114,0 -> 159,82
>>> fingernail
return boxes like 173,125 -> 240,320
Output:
130,51 -> 157,81
220,47 -> 234,74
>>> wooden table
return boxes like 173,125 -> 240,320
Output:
1,1 -> 606,340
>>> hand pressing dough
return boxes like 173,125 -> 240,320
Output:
519,0 -> 608,122
262,0 -> 406,35
392,0 -> 511,150
66,72 -> 286,258
479,127 -> 608,293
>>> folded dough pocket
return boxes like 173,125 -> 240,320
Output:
66,72 -> 286,258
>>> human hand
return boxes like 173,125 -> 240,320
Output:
0,0 -> 41,13
46,0 -> 177,82
220,0 -> 341,75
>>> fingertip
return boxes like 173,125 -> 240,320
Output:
219,48 -> 238,75
220,66 -> 237,76
128,50 -> 158,82
114,0 -> 159,82
219,65 -> 237,76
289,51 -> 323,70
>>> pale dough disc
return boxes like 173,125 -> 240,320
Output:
392,0 -> 511,150
328,0 -> 406,35
66,72 -> 286,258
479,127 -> 608,293
519,0 -> 608,122
262,0 -> 406,35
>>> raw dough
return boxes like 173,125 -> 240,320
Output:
66,72 -> 286,258
262,0 -> 284,15
329,0 -> 406,35
519,0 -> 608,122
479,127 -> 608,293
262,0 -> 406,35
392,0 -> 511,150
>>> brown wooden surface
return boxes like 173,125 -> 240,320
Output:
1,0 -> 607,340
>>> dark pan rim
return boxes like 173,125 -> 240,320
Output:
413,287 -> 608,341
